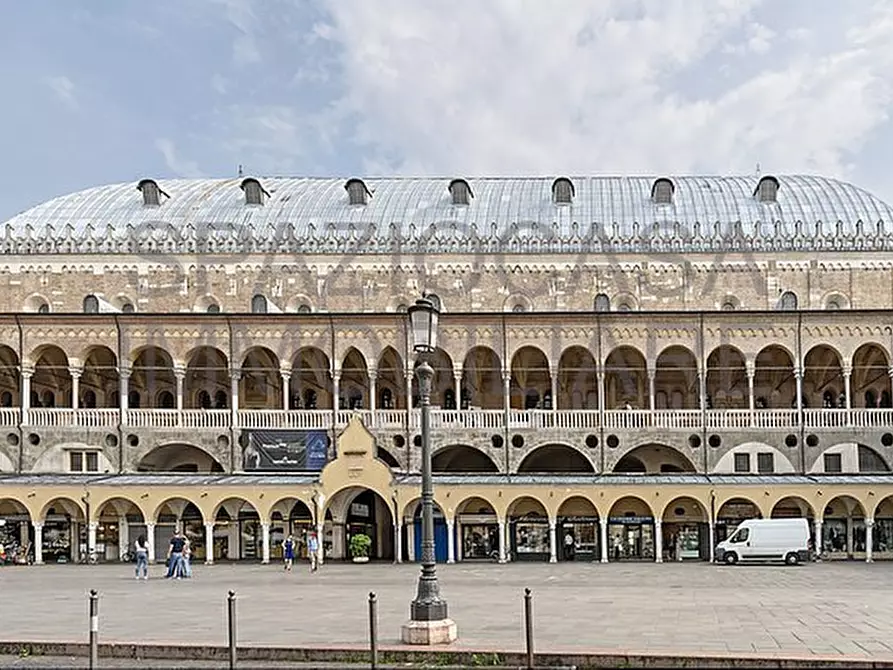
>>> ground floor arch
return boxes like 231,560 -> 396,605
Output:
39,497 -> 86,564
211,498 -> 263,562
95,497 -> 146,562
324,487 -> 394,561
456,496 -> 499,561
507,496 -> 550,561
0,497 -> 31,564
268,498 -> 315,561
607,496 -> 656,561
714,497 -> 762,545
661,496 -> 710,561
153,497 -> 205,563
821,495 -> 868,560
401,498 -> 449,563
557,496 -> 600,562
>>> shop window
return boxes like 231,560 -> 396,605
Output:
823,453 -> 842,473
733,452 -> 751,473
757,452 -> 774,473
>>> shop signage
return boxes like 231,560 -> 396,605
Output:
608,516 -> 653,524
242,430 -> 329,471
560,516 -> 599,523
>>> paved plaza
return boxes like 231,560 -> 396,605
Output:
2,561 -> 893,659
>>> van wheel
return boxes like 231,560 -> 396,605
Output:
785,552 -> 799,566
723,552 -> 738,565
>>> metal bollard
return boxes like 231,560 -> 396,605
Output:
88,589 -> 99,670
227,590 -> 237,670
524,588 -> 534,670
368,592 -> 378,670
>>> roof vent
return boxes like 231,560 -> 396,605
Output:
448,179 -> 473,205
240,177 -> 269,206
754,175 -> 779,203
136,179 -> 168,207
651,178 -> 674,205
345,178 -> 371,206
552,178 -> 575,205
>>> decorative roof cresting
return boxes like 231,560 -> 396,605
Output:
4,175 -> 893,255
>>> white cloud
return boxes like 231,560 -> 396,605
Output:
212,0 -> 262,65
44,75 -> 78,111
211,74 -> 229,94
310,0 -> 893,186
155,138 -> 203,178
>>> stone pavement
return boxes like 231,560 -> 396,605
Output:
1,560 -> 893,659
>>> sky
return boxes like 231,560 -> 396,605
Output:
2,0 -> 893,222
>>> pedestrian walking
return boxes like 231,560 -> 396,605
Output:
307,531 -> 319,572
182,537 -> 193,578
283,534 -> 295,572
134,534 -> 149,580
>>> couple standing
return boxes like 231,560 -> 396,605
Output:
283,531 -> 319,572
165,530 -> 193,579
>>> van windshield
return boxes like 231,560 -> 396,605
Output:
730,527 -> 749,543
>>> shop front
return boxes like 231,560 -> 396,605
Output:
873,517 -> 893,558
510,516 -> 550,562
714,500 -> 760,544
607,516 -> 655,561
558,516 -> 599,562
0,516 -> 31,563
661,522 -> 709,561
459,514 -> 499,561
346,491 -> 389,560
212,508 -> 262,561
822,517 -> 867,559
412,505 -> 448,563
154,504 -> 205,562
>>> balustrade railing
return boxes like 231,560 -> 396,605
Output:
13,406 -> 893,432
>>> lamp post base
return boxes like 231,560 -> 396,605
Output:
401,618 -> 458,645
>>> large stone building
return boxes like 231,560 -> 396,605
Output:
1,174 -> 893,568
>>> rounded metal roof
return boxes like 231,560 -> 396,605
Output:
3,175 -> 893,255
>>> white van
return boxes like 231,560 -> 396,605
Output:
714,518 -> 811,565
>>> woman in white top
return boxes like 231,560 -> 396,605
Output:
134,535 -> 149,580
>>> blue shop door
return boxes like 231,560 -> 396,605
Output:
413,519 -> 448,563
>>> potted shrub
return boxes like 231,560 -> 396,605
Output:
350,533 -> 372,563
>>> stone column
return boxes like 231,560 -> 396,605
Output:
70,368 -> 82,409
21,368 -> 32,425
550,366 -> 558,411
261,522 -> 270,564
447,519 -> 455,564
502,370 -> 511,413
698,370 -> 707,411
843,365 -> 852,410
599,518 -> 608,563
596,368 -> 606,415
316,522 -> 325,566
548,520 -> 557,563
33,522 -> 43,565
708,517 -> 715,563
746,362 -> 755,419
145,522 -> 155,562
654,520 -> 663,563
394,518 -> 402,564
369,371 -> 377,427
795,367 -> 803,413
453,367 -> 462,411
498,519 -> 507,563
407,522 -> 415,562
204,522 -> 215,564
814,518 -> 823,557
404,369 -> 413,424
230,369 -> 240,430
280,370 -> 291,411
332,370 -> 341,411
87,521 -> 98,557
174,367 -> 185,411
866,518 -> 874,563
119,367 -> 130,425
647,367 -> 656,410
118,515 -> 129,561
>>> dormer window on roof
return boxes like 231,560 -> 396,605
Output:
136,179 -> 168,207
345,178 -> 371,206
651,178 -> 674,205
241,177 -> 269,206
448,179 -> 473,205
755,175 -> 780,203
552,178 -> 575,205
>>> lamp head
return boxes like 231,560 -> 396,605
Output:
407,295 -> 440,353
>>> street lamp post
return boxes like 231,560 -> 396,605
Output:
401,296 -> 458,645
